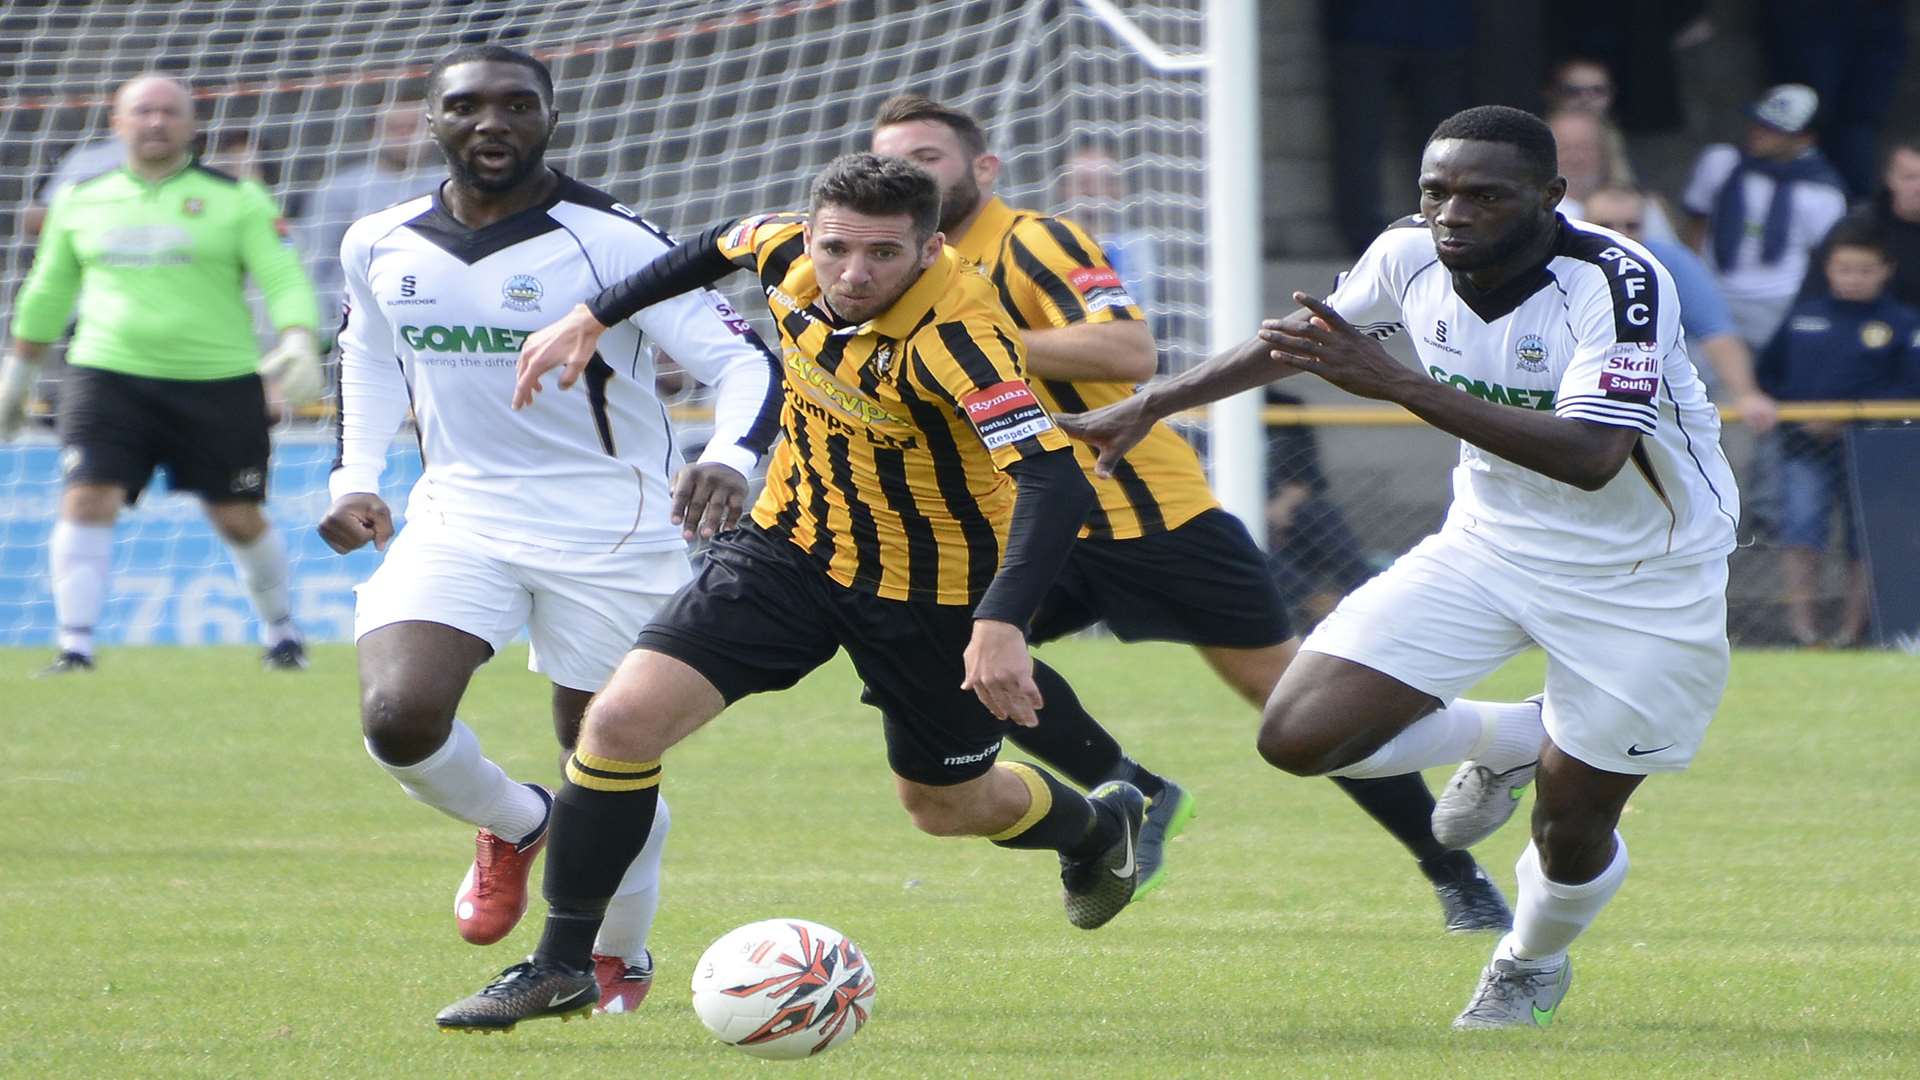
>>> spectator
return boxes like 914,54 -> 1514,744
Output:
1263,389 -> 1374,629
1550,109 -> 1679,244
1321,0 -> 1472,256
1054,144 -> 1161,342
202,129 -> 271,185
21,137 -> 122,240
1543,58 -> 1635,184
1581,184 -> 1777,431
299,99 -> 436,331
1755,220 -> 1920,646
1758,0 -> 1907,198
1682,84 -> 1850,350
1819,135 -> 1920,309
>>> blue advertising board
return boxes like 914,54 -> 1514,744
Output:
0,435 -> 422,647
1850,425 -> 1920,651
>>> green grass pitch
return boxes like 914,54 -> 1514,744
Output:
4,642 -> 1916,1078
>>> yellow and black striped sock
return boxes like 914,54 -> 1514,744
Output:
988,761 -> 1116,859
533,751 -> 662,970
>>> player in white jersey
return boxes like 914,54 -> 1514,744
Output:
1063,106 -> 1738,1029
316,46 -> 781,1015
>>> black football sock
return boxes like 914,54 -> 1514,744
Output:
1008,661 -> 1167,799
534,751 -> 662,971
988,761 -> 1119,859
1418,848 -> 1481,884
1331,772 -> 1450,863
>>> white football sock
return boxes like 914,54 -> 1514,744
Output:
1471,698 -> 1547,771
367,719 -> 548,842
51,520 -> 113,656
1495,833 -> 1629,970
226,528 -> 296,642
595,796 -> 671,963
1327,699 -> 1489,779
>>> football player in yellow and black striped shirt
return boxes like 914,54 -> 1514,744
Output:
436,154 -> 1149,1030
872,96 -> 1512,930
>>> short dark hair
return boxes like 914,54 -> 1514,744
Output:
810,153 -> 942,241
1825,216 -> 1891,261
428,44 -> 554,107
872,93 -> 989,159
1427,105 -> 1560,184
1889,133 -> 1920,160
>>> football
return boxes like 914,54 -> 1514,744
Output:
690,918 -> 877,1059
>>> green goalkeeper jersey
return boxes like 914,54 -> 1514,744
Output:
10,160 -> 319,381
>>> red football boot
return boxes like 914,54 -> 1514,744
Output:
453,786 -> 551,945
592,950 -> 655,1014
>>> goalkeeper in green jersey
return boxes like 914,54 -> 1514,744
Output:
3,75 -> 322,673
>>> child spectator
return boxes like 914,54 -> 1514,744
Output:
1756,220 -> 1920,646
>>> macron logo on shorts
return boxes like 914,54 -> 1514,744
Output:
961,380 -> 1054,450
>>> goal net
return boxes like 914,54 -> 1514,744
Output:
0,0 -> 1215,646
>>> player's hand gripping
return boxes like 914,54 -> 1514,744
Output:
317,492 -> 395,553
669,461 -> 749,541
962,619 -> 1044,727
513,303 -> 610,409
1259,293 -> 1418,401
1056,394 -> 1154,479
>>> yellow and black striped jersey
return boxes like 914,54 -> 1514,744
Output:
952,197 -> 1218,540
717,214 -> 1071,604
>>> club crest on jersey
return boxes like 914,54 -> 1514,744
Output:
181,197 -> 204,217
501,274 -> 544,312
871,341 -> 895,377
1514,334 -> 1549,372
1861,320 -> 1894,349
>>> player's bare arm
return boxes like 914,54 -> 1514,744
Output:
1056,327 -> 1302,476
512,301 -> 610,408
317,492 -> 395,553
1021,319 -> 1156,382
1268,293 -> 1637,491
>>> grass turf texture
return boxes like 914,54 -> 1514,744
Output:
3,643 -> 1915,1078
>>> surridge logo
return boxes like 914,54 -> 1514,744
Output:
1434,320 -> 1449,344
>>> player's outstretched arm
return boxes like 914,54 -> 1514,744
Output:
1267,293 -> 1638,490
517,220 -> 748,409
1056,321 -> 1303,477
512,302 -> 610,408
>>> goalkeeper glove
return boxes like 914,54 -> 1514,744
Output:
0,349 -> 38,442
260,328 -> 324,406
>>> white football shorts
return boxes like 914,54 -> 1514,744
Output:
354,516 -> 692,692
1301,527 -> 1730,774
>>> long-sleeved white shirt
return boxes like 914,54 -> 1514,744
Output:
331,174 -> 782,553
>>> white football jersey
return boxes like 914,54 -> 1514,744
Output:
331,174 -> 781,553
1329,214 -> 1740,574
